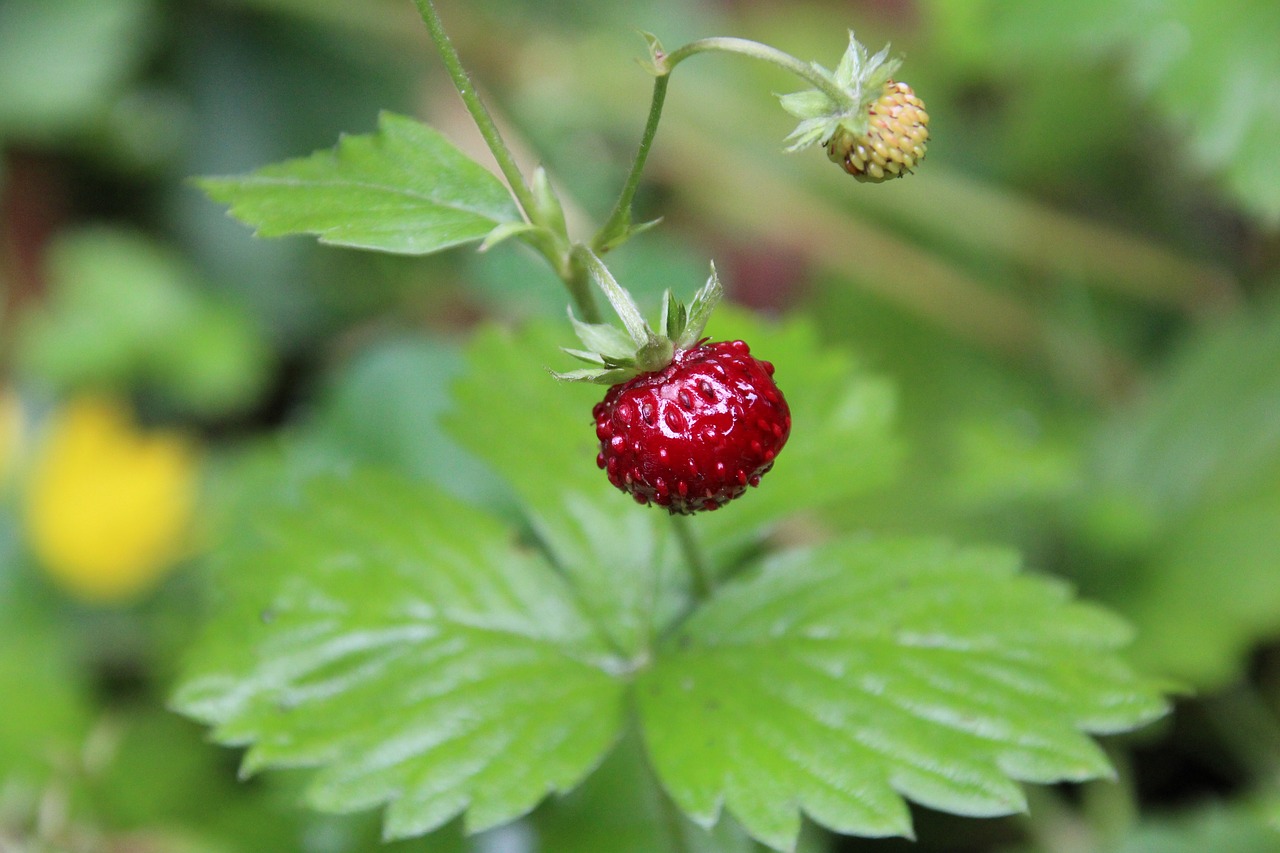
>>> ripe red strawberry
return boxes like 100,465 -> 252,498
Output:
593,340 -> 790,514
556,256 -> 790,514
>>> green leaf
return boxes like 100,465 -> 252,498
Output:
308,335 -> 504,507
695,310 -> 900,568
1085,296 -> 1280,686
200,112 -> 521,255
0,529 -> 91,783
448,324 -> 685,659
448,315 -> 900,646
172,472 -> 627,838
532,734 -> 757,853
15,227 -> 272,415
636,537 -> 1169,851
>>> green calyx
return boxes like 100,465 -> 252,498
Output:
553,251 -> 723,385
778,31 -> 901,152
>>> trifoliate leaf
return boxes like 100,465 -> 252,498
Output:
172,472 -> 627,839
200,112 -> 521,255
636,537 -> 1170,851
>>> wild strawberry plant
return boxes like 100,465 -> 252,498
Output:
174,2 -> 1170,850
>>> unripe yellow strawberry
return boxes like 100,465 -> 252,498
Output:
825,79 -> 929,183
779,33 -> 930,184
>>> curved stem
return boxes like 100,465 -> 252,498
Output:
662,37 -> 855,110
411,0 -> 539,220
671,515 -> 713,603
593,74 -> 670,252
563,248 -> 602,323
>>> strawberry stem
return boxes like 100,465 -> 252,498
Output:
411,0 -> 540,222
660,37 -> 856,112
593,73 -> 670,253
671,515 -> 713,602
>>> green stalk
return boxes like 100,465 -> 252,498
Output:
593,73 -> 670,252
413,0 -> 600,319
595,35 -> 854,254
662,37 -> 855,110
671,515 -> 713,603
411,0 -> 539,220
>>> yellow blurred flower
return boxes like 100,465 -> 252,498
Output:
24,397 -> 200,604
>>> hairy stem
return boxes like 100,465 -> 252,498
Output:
564,247 -> 602,323
593,73 -> 670,252
671,515 -> 713,603
411,0 -> 539,220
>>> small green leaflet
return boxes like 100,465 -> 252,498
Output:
637,537 -> 1170,850
199,112 -> 521,255
172,473 -> 628,839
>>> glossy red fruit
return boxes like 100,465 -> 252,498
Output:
593,340 -> 790,514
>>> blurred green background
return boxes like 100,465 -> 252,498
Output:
2,0 -> 1280,851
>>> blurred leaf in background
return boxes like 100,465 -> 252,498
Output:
1082,295 -> 1280,688
0,0 -> 157,142
984,0 -> 1280,226
16,228 -> 273,418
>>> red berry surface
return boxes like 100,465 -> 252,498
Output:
592,340 -> 791,514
